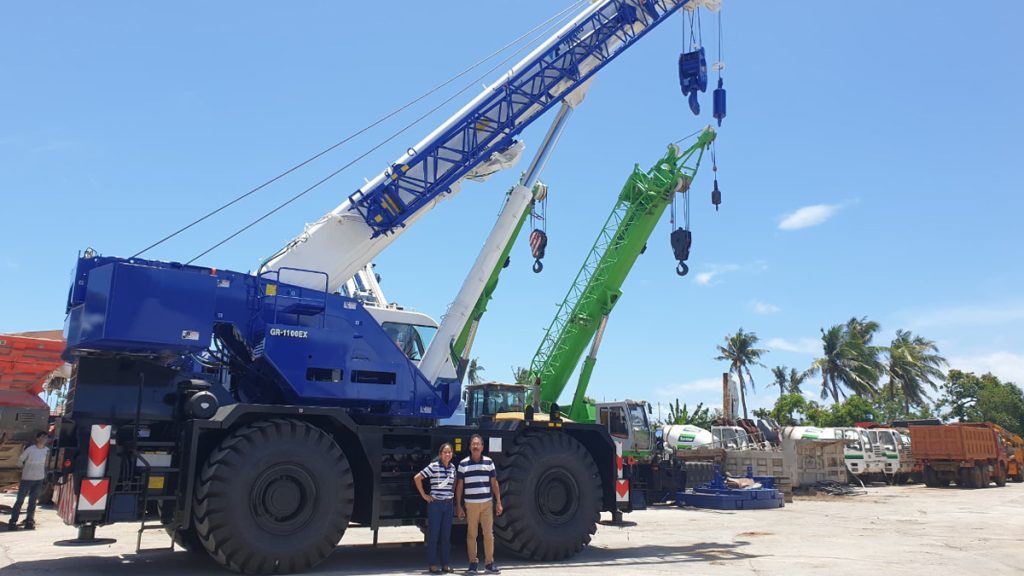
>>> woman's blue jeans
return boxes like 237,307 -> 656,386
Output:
426,498 -> 453,567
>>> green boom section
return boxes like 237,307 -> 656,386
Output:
530,129 -> 716,421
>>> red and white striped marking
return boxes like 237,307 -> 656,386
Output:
86,424 -> 111,477
614,439 -> 629,502
77,478 -> 110,512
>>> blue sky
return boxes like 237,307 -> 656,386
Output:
2,1 -> 1022,416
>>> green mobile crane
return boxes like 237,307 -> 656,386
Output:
530,127 -> 715,421
462,127 -> 716,435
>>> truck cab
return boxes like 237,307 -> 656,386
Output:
864,427 -> 913,479
596,401 -> 653,459
712,425 -> 754,450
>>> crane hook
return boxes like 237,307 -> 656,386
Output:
676,262 -> 689,276
529,229 -> 548,274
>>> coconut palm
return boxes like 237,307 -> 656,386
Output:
715,328 -> 767,419
511,366 -> 530,386
886,330 -> 947,411
808,322 -> 883,402
772,365 -> 807,396
467,358 -> 485,385
771,366 -> 788,396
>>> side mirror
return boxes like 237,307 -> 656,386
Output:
647,403 -> 653,414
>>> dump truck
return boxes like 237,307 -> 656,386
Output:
994,425 -> 1024,483
910,423 -> 1009,488
0,331 -> 64,485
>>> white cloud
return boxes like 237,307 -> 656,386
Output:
2,257 -> 18,269
693,264 -> 740,286
906,303 -> 1024,329
766,337 -> 820,355
948,351 -> 1024,384
778,204 -> 842,231
751,300 -> 780,315
655,377 -> 723,399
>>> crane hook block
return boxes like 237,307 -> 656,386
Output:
530,229 -> 548,274
713,77 -> 727,126
678,47 -> 707,116
670,227 -> 692,277
712,178 -> 722,211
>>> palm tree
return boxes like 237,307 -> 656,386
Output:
511,366 -> 530,386
715,328 -> 767,419
886,330 -> 947,411
467,358 -> 485,385
807,322 -> 883,402
771,366 -> 807,396
788,369 -> 807,395
771,366 -> 788,396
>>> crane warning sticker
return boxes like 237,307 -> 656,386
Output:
181,330 -> 200,341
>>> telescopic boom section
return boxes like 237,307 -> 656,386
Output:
530,128 -> 715,419
264,0 -> 697,292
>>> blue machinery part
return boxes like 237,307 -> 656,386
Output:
713,77 -> 726,126
678,46 -> 707,115
64,254 -> 460,419
349,0 -> 699,238
676,465 -> 785,510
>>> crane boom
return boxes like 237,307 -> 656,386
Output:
264,0 -> 699,292
530,128 -> 716,420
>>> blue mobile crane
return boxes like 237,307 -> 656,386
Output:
52,2 -> 722,573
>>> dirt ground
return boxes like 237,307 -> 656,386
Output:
1,482 -> 1021,575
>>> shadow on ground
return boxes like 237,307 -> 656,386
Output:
4,539 -> 755,575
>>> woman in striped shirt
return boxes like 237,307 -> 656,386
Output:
414,443 -> 456,574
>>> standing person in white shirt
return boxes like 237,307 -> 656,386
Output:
8,432 -> 48,530
455,435 -> 503,574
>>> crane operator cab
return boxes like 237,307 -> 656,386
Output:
364,306 -> 439,363
463,383 -> 528,426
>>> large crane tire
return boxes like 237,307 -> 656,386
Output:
166,524 -> 206,554
193,419 -> 354,574
494,431 -> 601,561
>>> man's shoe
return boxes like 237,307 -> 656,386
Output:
466,563 -> 479,574
484,564 -> 500,574
6,521 -> 17,531
22,521 -> 35,530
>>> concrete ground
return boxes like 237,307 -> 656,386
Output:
1,482 -> 1021,575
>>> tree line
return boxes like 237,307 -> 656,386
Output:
715,318 -> 1024,436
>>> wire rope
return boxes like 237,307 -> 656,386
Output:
187,2 -> 586,265
133,0 -> 586,259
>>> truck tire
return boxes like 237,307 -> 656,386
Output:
958,467 -> 972,488
1015,468 -> 1024,483
923,466 -> 938,488
994,463 -> 1007,487
971,465 -> 986,488
193,419 -> 354,574
494,431 -> 601,561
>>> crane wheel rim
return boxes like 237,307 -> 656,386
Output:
250,463 -> 318,535
535,467 -> 580,526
